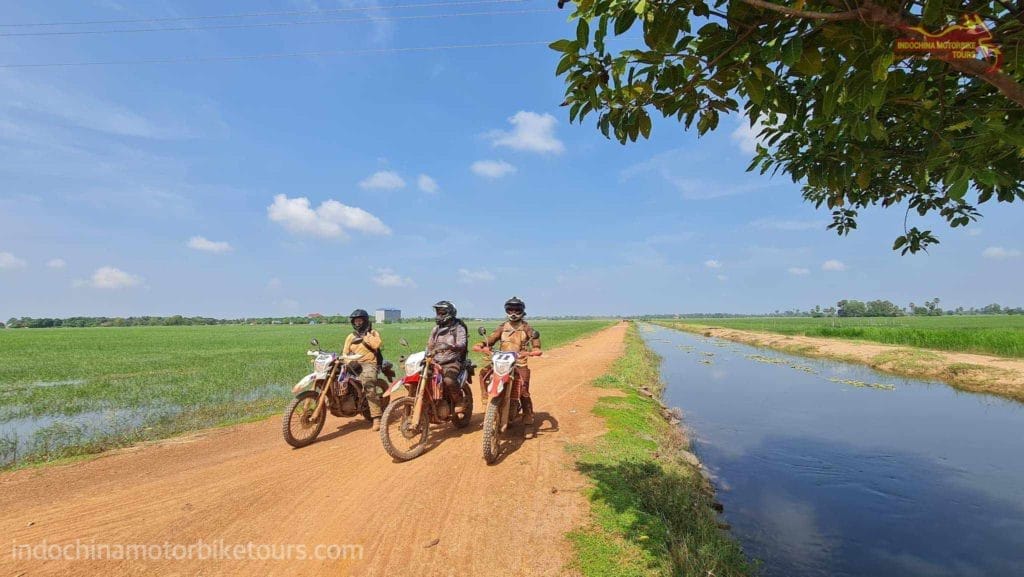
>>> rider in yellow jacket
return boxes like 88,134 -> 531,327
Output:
342,309 -> 385,431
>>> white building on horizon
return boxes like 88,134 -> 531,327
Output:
375,308 -> 401,323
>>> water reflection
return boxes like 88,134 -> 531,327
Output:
643,325 -> 1024,577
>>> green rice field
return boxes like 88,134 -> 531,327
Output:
0,319 -> 613,468
664,316 -> 1024,358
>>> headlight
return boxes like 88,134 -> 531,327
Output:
492,352 -> 517,376
404,351 -> 426,376
314,353 -> 335,376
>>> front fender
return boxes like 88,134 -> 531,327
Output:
487,374 -> 509,398
292,373 -> 317,395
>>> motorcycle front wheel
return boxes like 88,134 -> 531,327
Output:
282,390 -> 326,448
482,396 -> 503,464
380,396 -> 430,461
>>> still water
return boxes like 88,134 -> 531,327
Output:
641,324 -> 1024,577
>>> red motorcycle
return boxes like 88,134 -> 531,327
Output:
472,327 -> 541,464
378,338 -> 474,461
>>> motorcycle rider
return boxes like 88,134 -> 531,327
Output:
478,296 -> 542,425
426,300 -> 469,414
342,309 -> 385,431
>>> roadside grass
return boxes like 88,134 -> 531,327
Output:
569,324 -> 750,577
0,320 -> 612,470
661,316 -> 1024,358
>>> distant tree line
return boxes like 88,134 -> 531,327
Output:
2,314 -> 616,329
639,300 -> 1023,319
3,315 -> 351,329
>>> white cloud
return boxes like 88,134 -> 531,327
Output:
471,160 -> 516,179
704,259 -> 722,269
0,72 -> 189,140
266,277 -> 282,291
359,170 -> 406,190
372,268 -> 416,288
458,268 -> 495,283
187,236 -> 233,254
967,228 -> 982,237
417,174 -> 439,194
267,194 -> 391,239
80,266 -> 142,289
822,259 -> 847,272
717,274 -> 728,281
0,252 -> 27,269
788,267 -> 811,276
486,111 -> 564,154
982,246 -> 1021,260
752,218 -> 826,231
46,258 -> 66,269
620,148 -> 775,200
731,115 -> 785,154
731,119 -> 763,154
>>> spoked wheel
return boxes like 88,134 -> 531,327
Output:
482,396 -> 503,464
452,384 -> 473,429
282,391 -> 326,448
380,396 -> 430,461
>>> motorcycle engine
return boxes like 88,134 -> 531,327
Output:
339,395 -> 357,415
436,402 -> 451,421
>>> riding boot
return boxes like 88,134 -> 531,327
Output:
521,397 -> 535,426
371,417 -> 381,432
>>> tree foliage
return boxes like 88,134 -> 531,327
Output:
552,0 -> 1024,252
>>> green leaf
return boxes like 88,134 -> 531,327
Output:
549,39 -> 575,52
577,18 -> 590,50
947,175 -> 969,200
856,171 -> 870,188
923,0 -> 944,27
781,36 -> 803,67
634,0 -> 647,15
556,53 -> 576,76
793,48 -> 823,76
871,53 -> 892,82
614,10 -> 636,35
744,77 -> 765,105
639,113 -> 652,138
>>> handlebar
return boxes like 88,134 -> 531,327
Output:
471,345 -> 542,357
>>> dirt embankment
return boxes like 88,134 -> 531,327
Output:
668,323 -> 1024,403
0,324 -> 627,577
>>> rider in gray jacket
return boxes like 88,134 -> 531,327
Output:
427,300 -> 469,413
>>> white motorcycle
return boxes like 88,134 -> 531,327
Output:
282,337 -> 395,448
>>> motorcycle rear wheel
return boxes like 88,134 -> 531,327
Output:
282,390 -> 326,448
452,384 -> 473,429
380,396 -> 430,461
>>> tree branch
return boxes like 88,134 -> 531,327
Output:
740,0 -> 1024,108
740,0 -> 862,20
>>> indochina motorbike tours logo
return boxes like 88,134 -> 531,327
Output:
894,14 -> 1002,73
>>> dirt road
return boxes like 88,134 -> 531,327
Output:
1,324 -> 625,577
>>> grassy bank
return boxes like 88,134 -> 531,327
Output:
665,316 -> 1024,358
0,319 -> 612,470
569,323 -> 750,577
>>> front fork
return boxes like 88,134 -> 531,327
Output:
495,367 -> 517,433
311,365 -> 338,420
410,357 -> 433,427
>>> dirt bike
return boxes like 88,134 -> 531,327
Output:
378,337 -> 474,461
282,337 -> 396,448
473,326 -> 542,464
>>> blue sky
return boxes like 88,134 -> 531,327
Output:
1,0 -> 1022,320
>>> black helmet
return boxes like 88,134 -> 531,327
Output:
505,296 -> 525,322
433,300 -> 457,326
349,308 -> 370,334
